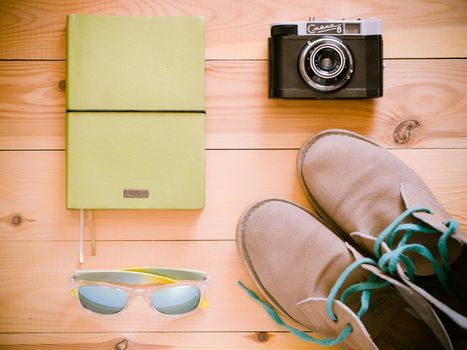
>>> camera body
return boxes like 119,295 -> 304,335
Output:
269,19 -> 383,99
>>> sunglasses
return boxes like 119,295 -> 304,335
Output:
70,267 -> 210,316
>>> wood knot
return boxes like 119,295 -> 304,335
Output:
257,331 -> 269,342
393,120 -> 420,144
115,339 -> 128,350
0,213 -> 32,228
11,215 -> 22,226
58,80 -> 66,91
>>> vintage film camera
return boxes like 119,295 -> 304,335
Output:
269,18 -> 383,99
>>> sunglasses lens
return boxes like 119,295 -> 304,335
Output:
78,285 -> 128,314
151,285 -> 201,315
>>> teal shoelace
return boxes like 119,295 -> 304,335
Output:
239,257 -> 389,346
374,207 -> 458,290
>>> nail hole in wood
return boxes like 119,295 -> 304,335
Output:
115,339 -> 128,350
58,80 -> 66,91
393,120 -> 420,144
257,331 -> 269,342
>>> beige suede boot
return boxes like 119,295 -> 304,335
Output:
237,199 -> 452,350
298,129 -> 467,331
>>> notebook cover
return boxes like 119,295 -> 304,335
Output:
66,15 -> 205,209
66,113 -> 205,209
66,15 -> 204,111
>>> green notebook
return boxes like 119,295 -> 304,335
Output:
66,15 -> 205,209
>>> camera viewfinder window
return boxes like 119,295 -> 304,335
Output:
345,23 -> 360,34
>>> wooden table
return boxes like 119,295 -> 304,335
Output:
0,1 -> 465,349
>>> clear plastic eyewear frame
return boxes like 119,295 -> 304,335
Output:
70,267 -> 210,317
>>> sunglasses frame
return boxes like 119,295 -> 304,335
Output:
70,267 -> 211,317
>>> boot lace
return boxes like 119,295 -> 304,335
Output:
239,257 -> 389,346
374,207 -> 458,290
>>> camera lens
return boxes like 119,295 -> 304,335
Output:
311,45 -> 344,79
298,37 -> 353,92
316,48 -> 339,71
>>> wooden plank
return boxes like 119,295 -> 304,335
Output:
0,0 -> 466,59
0,62 -> 64,150
0,60 -> 466,150
0,149 -> 465,241
207,60 -> 467,149
0,241 -> 311,333
0,332 -> 337,350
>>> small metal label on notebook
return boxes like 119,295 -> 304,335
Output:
124,189 -> 149,198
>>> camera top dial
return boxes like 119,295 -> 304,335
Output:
298,37 -> 354,92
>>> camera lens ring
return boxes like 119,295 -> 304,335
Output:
311,44 -> 345,79
298,37 -> 354,92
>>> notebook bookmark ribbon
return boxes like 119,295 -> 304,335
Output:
79,209 -> 96,263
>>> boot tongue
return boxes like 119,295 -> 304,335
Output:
295,245 -> 379,350
297,297 -> 378,350
400,182 -> 464,239
351,183 -> 463,276
400,182 -> 464,274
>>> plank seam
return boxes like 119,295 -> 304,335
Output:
0,57 -> 466,62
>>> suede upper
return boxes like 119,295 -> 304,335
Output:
299,131 -> 435,235
298,129 -> 466,329
238,200 -> 367,326
237,199 -> 451,350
